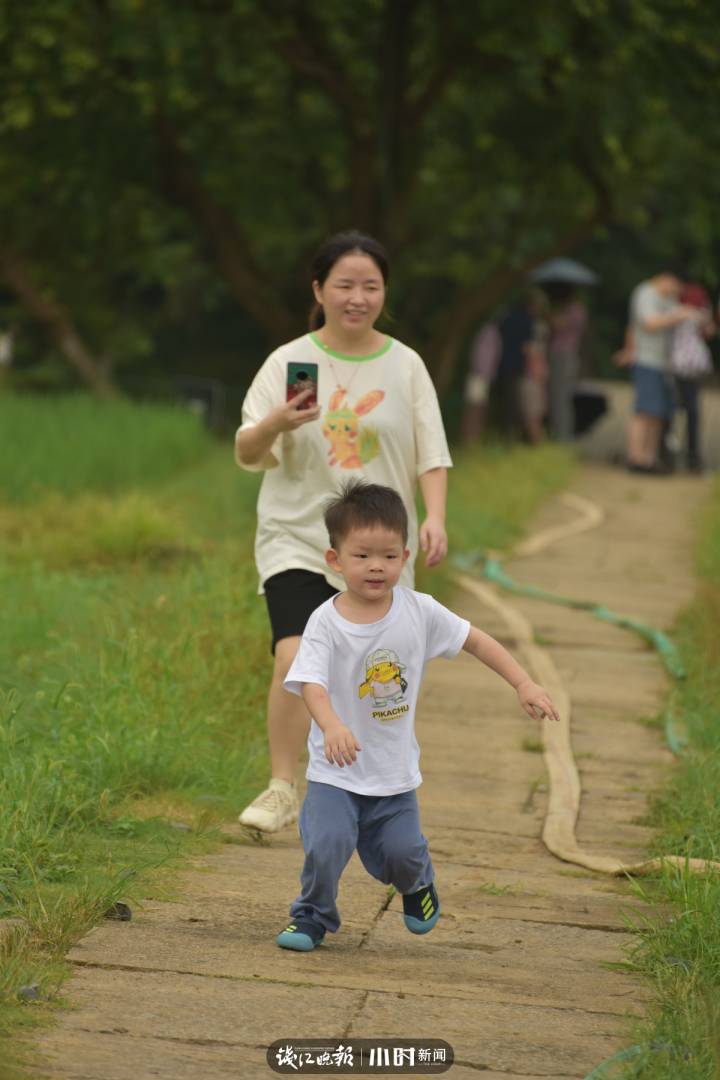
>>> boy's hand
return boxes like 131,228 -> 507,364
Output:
324,723 -> 362,768
516,679 -> 560,723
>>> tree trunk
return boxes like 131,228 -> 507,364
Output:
378,0 -> 414,242
154,111 -> 300,344
0,251 -> 119,399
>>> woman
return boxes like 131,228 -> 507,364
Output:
545,283 -> 587,442
668,282 -> 715,473
236,231 -> 453,833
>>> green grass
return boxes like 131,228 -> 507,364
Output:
0,397 -> 270,1068
615,478 -> 720,1079
0,394 -> 574,1070
416,441 -> 574,600
0,394 -> 210,502
521,737 -> 544,753
477,881 -> 514,896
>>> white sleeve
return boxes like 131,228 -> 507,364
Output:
422,594 -> 471,660
284,615 -> 332,697
235,351 -> 285,472
634,285 -> 664,329
411,353 -> 453,477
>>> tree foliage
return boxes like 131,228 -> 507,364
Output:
0,0 -> 718,396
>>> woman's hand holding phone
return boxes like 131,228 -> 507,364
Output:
268,390 -> 321,434
236,390 -> 320,466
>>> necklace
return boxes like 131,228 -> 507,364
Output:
313,335 -> 367,398
325,354 -> 363,398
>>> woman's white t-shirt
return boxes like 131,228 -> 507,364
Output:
236,334 -> 452,592
284,587 -> 471,796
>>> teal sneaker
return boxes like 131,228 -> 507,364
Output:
276,916 -> 325,952
402,883 -> 440,934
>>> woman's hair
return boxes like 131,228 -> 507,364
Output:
324,479 -> 408,548
309,231 -> 389,331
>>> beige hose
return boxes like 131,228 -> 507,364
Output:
513,492 -> 605,558
456,493 -> 720,877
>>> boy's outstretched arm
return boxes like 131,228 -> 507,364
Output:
462,627 -> 560,723
301,683 -> 362,768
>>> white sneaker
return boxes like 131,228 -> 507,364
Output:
238,779 -> 298,833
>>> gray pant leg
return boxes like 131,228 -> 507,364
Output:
290,782 -> 359,933
548,350 -> 578,441
356,790 -> 434,896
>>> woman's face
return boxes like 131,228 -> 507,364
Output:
313,252 -> 385,335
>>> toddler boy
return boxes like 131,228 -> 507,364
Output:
277,480 -> 559,951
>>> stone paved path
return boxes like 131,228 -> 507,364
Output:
29,464 -> 709,1080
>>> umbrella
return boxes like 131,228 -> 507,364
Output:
529,258 -> 600,286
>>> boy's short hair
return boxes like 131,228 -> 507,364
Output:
324,480 -> 408,548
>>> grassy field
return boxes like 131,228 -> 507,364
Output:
0,394 -> 573,1070
617,479 -> 720,1079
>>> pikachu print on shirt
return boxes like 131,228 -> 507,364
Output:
358,648 -> 411,722
322,389 -> 385,469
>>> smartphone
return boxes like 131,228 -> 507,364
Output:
286,362 -> 319,410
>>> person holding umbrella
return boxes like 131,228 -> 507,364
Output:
530,259 -> 598,442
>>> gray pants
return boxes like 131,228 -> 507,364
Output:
548,350 -> 579,441
290,781 -> 434,933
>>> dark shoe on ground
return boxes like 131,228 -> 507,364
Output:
688,459 -> 705,475
276,916 -> 325,952
627,461 -> 672,476
402,883 -> 440,934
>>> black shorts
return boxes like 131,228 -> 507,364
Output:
264,569 -> 339,654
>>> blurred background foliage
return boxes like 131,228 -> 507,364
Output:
0,0 -> 718,409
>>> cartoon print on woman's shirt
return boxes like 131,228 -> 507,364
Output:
323,389 -> 385,469
359,648 -> 408,707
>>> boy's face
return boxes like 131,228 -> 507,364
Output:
326,525 -> 409,603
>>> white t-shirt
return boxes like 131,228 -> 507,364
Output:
284,586 -> 471,796
236,334 -> 453,592
630,281 -> 675,371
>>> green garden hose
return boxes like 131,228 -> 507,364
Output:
453,551 -> 686,680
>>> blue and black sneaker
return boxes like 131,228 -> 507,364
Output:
276,917 -> 326,952
402,883 -> 440,934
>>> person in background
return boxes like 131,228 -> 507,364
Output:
460,321 -> 501,443
517,304 -> 549,445
0,327 -> 14,392
493,290 -> 547,442
667,282 -> 715,473
617,270 -> 699,474
545,284 -> 588,442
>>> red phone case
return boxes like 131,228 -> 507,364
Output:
287,363 -> 318,410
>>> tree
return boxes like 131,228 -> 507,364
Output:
1,0 -> 718,396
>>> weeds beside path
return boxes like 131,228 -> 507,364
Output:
616,476 -> 720,1079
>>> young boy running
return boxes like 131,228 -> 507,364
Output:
277,480 -> 559,951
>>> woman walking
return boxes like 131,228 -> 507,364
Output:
236,232 -> 453,833
669,282 -> 715,473
546,283 -> 587,442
